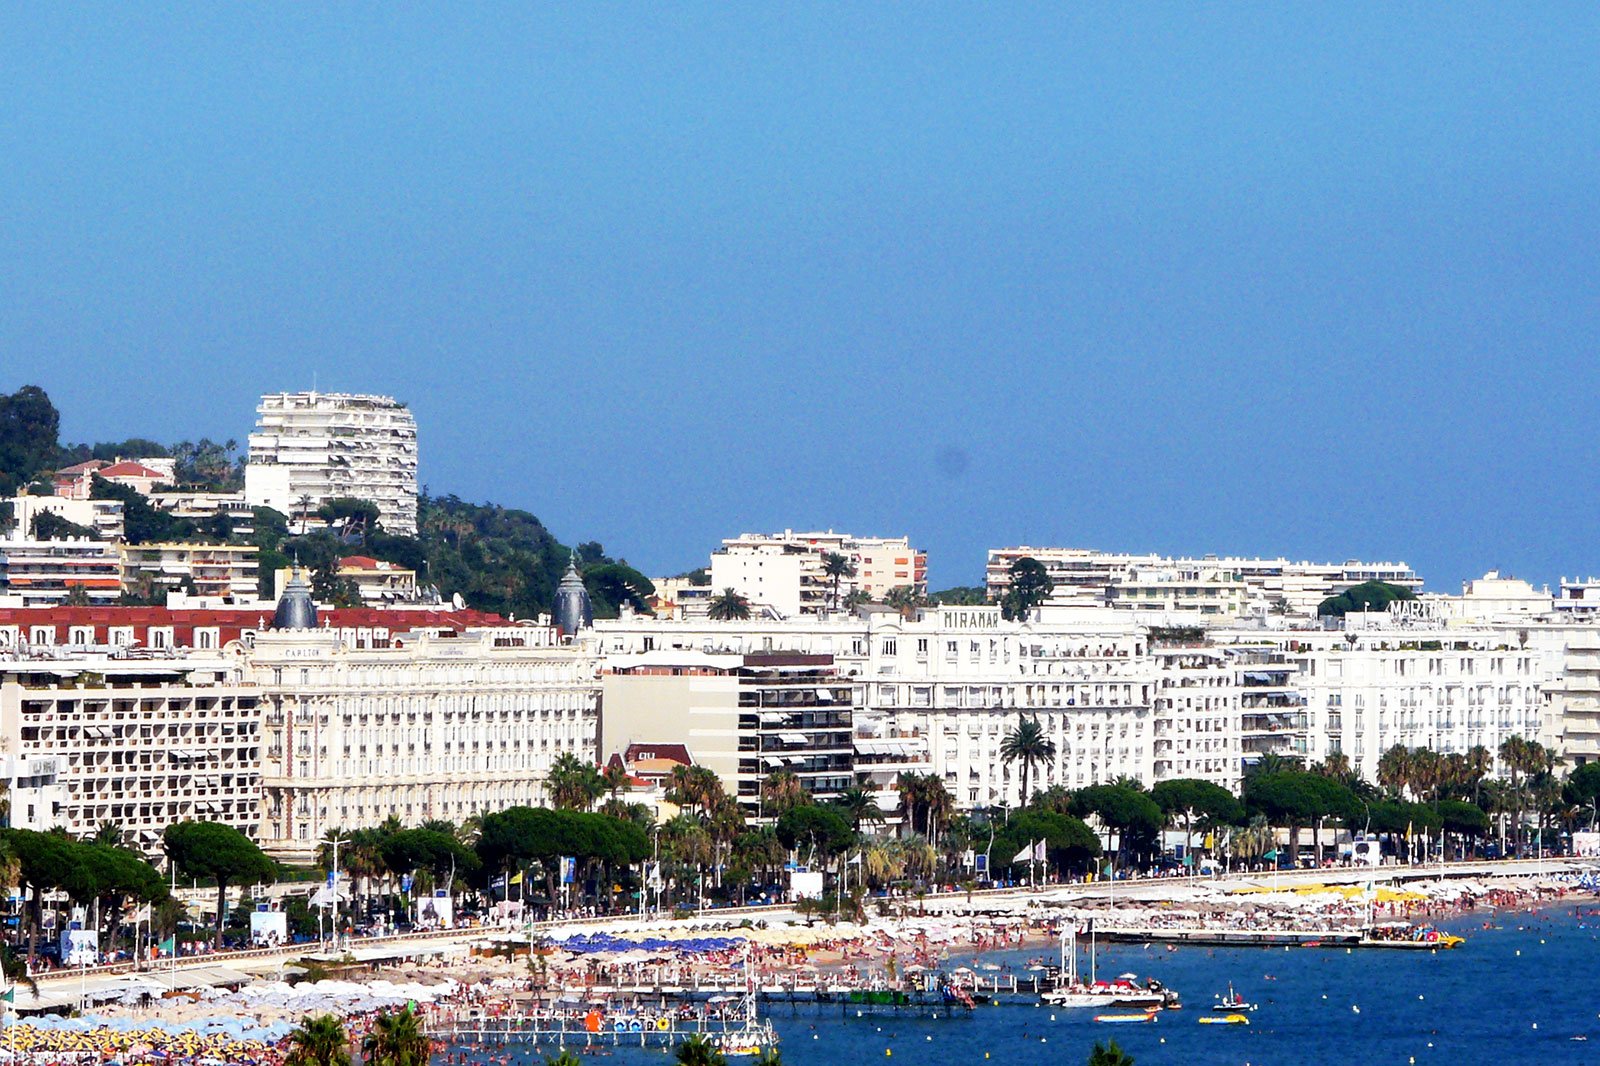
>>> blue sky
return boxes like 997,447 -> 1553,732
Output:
4,5 -> 1598,590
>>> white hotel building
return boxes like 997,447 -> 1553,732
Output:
246,621 -> 602,861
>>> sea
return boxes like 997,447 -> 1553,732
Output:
460,903 -> 1600,1066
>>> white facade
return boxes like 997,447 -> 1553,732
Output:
0,656 -> 261,852
4,496 -> 125,541
1540,630 -> 1600,770
0,754 -> 69,832
1105,564 -> 1251,617
987,547 -> 1422,618
709,543 -> 819,618
1217,623 -> 1550,781
247,625 -> 600,861
595,605 -> 1156,812
1150,644 -> 1245,791
245,391 -> 419,536
709,530 -> 927,616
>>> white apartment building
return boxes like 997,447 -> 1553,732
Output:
4,495 -> 125,541
121,542 -> 260,602
1544,631 -> 1600,769
247,624 -> 601,861
0,755 -> 68,832
148,491 -> 258,538
987,548 -> 1422,618
1149,643 -> 1245,792
1105,564 -> 1251,617
709,530 -> 927,616
595,604 -> 1156,814
0,534 -> 123,606
245,391 -> 419,536
0,655 -> 262,852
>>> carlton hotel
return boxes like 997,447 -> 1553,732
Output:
0,568 -> 602,861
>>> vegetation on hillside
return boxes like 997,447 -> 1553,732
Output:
0,383 -> 648,619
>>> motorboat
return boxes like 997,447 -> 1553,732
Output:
1040,920 -> 1181,1010
1210,982 -> 1257,1013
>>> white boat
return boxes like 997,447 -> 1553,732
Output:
1040,920 -> 1180,1010
1210,982 -> 1257,1013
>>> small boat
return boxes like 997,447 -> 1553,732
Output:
1211,982 -> 1257,1013
1095,1010 -> 1158,1024
1199,1013 -> 1250,1026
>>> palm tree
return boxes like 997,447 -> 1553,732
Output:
673,1033 -> 727,1066
1498,735 -> 1546,851
1463,745 -> 1492,804
834,787 -> 886,832
285,1015 -> 351,1066
1087,1039 -> 1136,1066
707,588 -> 752,621
861,838 -> 906,889
1000,714 -> 1056,805
1376,744 -> 1412,798
762,770 -> 807,817
821,552 -> 856,610
895,772 -> 926,836
921,775 -> 955,848
362,1007 -> 429,1066
751,1049 -> 784,1066
1228,815 -> 1274,870
546,753 -> 605,811
296,493 -> 315,534
1313,753 -> 1352,781
601,761 -> 630,800
543,1053 -> 584,1066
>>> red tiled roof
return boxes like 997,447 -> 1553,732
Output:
0,605 -> 512,649
97,461 -> 167,479
622,742 -> 692,766
339,556 -> 382,569
56,460 -> 108,476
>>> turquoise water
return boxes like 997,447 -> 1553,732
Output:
477,904 -> 1600,1065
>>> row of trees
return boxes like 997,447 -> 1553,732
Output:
0,819 -> 277,962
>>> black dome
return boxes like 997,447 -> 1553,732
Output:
272,568 -> 320,630
553,556 -> 593,636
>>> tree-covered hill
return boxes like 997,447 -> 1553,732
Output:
0,383 -> 652,620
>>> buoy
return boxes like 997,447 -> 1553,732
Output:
1050,1015 -> 1056,1021
885,1050 -> 891,1057
926,1036 -> 932,1041
1352,1005 -> 1360,1014
1533,1023 -> 1538,1030
1418,995 -> 1424,1000
1516,950 -> 1521,956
